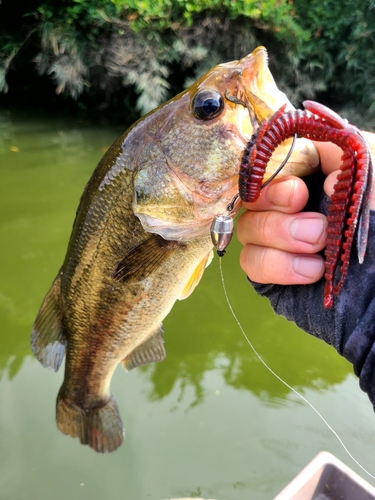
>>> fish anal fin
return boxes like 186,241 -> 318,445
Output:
31,273 -> 66,372
56,392 -> 124,453
179,250 -> 213,300
122,325 -> 166,371
112,235 -> 183,283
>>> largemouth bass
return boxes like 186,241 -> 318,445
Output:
31,47 -> 319,453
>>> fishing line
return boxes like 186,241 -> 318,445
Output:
218,257 -> 375,481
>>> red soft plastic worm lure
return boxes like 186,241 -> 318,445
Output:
239,101 -> 373,308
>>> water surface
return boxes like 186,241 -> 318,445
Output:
0,109 -> 374,500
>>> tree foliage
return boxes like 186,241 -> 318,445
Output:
0,0 -> 374,125
293,0 -> 375,110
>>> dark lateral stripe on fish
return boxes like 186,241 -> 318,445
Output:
112,235 -> 184,282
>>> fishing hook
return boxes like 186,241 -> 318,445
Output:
210,134 -> 297,257
261,133 -> 297,189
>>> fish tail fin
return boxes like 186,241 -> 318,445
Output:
31,272 -> 66,372
56,392 -> 124,453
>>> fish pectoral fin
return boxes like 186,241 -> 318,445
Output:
179,250 -> 214,300
31,272 -> 67,372
122,325 -> 166,371
112,234 -> 184,283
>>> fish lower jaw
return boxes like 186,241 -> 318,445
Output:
136,193 -> 241,242
136,212 -> 214,241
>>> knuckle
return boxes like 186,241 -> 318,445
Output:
258,247 -> 281,283
253,211 -> 275,243
240,244 -> 272,283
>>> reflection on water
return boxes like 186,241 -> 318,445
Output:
0,110 -> 116,381
0,109 -> 375,500
144,261 -> 350,406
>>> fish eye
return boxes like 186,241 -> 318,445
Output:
191,89 -> 224,121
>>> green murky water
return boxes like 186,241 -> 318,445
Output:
0,109 -> 374,500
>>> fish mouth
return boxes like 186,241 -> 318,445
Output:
226,47 -> 294,145
240,47 -> 295,123
233,47 -> 319,180
235,103 -> 254,143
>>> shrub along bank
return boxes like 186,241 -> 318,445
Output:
1,0 -> 374,127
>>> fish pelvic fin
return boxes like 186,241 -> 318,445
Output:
122,324 -> 166,371
112,235 -> 184,283
179,250 -> 213,300
56,392 -> 124,453
31,272 -> 66,372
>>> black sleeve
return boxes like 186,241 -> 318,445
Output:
249,175 -> 375,408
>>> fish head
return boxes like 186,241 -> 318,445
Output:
132,47 -> 319,241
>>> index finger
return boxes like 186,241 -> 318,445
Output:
314,132 -> 375,209
314,131 -> 375,176
241,176 -> 309,214
313,141 -> 342,176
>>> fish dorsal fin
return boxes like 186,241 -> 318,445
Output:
112,235 -> 183,283
179,250 -> 213,300
122,325 -> 166,371
31,273 -> 67,372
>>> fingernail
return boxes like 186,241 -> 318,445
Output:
267,179 -> 296,207
290,218 -> 324,244
293,256 -> 324,279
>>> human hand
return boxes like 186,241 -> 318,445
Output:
237,132 -> 375,285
